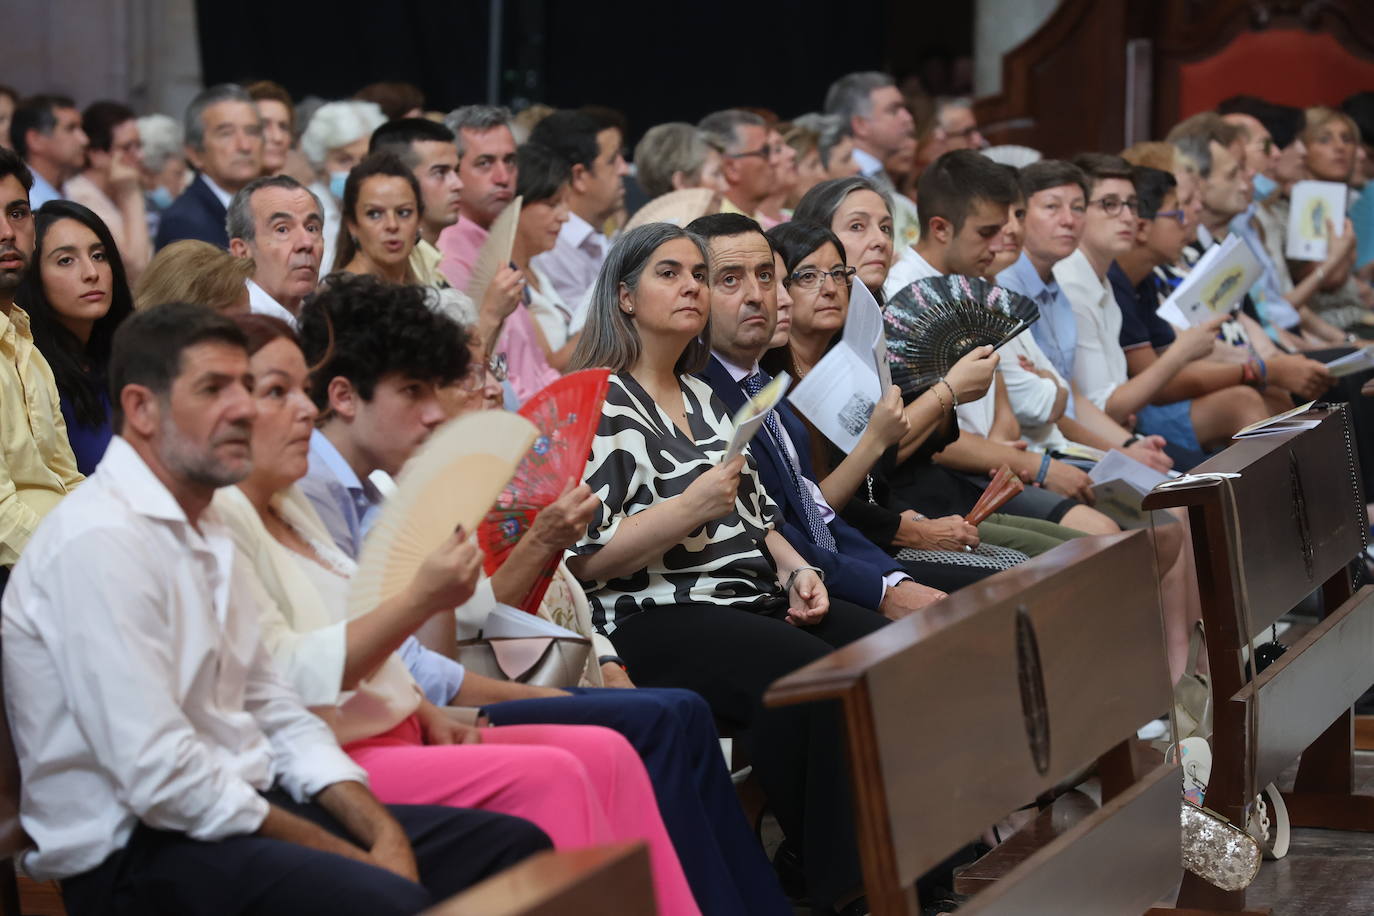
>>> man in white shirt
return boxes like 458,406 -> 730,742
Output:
9,94 -> 88,209
530,109 -> 628,319
1,302 -> 550,915
823,72 -> 921,247
227,175 -> 324,326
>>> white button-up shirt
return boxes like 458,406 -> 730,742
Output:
1053,248 -> 1128,410
1,436 -> 365,880
532,212 -> 608,328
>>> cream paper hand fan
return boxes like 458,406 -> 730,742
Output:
347,411 -> 540,619
465,195 -> 523,304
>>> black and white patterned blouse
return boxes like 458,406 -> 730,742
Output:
570,372 -> 785,636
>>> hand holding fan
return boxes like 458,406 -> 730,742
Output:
465,196 -> 523,305
349,411 -> 539,620
477,369 -> 613,611
885,275 -> 1040,397
965,464 -> 1025,526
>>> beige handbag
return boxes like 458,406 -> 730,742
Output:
1174,621 -> 1212,742
455,635 -> 592,688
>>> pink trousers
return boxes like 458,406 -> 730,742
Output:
346,715 -> 700,916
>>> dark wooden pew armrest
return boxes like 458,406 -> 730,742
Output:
419,842 -> 654,916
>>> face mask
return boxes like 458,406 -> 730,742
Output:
329,171 -> 349,201
148,186 -> 174,209
1252,172 -> 1277,202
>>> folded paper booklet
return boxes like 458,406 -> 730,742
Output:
1156,234 -> 1262,328
723,371 -> 790,462
1286,180 -> 1348,261
1087,449 -> 1172,530
483,602 -> 583,640
1232,400 -> 1318,439
787,282 -> 892,453
1324,346 -> 1374,378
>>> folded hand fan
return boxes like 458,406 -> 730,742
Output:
884,275 -> 1040,397
477,369 -> 613,611
966,464 -> 1025,526
624,188 -> 720,232
348,411 -> 539,620
465,195 -> 523,304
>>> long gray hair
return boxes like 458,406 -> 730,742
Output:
568,223 -> 711,375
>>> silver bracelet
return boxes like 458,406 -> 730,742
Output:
938,377 -> 960,408
784,565 -> 826,593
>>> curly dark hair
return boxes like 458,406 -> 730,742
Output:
297,273 -> 469,411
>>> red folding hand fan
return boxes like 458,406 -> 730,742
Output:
477,369 -> 612,612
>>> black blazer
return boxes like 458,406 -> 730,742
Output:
155,174 -> 229,250
697,356 -> 900,611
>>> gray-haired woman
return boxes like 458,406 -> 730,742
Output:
567,222 -> 882,916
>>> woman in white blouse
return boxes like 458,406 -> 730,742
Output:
215,314 -> 700,916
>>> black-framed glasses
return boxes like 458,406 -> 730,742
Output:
1088,196 -> 1140,217
725,144 -> 772,160
1154,208 -> 1187,226
786,266 -> 857,289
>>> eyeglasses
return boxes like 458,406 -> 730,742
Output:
1088,196 -> 1140,217
457,352 -> 508,390
786,266 -> 857,289
725,144 -> 774,161
1153,208 -> 1187,226
1254,138 -> 1274,155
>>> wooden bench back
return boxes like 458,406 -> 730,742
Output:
1145,407 -> 1364,645
767,532 -> 1178,915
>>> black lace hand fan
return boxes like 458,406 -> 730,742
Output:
884,274 -> 1040,396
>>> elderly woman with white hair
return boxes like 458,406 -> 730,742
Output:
300,100 -> 387,271
136,113 -> 187,240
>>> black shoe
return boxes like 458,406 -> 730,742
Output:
772,839 -> 810,907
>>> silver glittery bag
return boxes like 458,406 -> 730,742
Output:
1179,800 -> 1261,891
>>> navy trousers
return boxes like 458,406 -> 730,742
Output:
483,686 -> 792,916
60,790 -> 550,916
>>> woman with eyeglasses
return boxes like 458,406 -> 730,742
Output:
761,220 -> 1030,588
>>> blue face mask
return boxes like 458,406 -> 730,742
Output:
328,171 -> 349,201
148,186 -> 175,209
1252,172 -> 1278,202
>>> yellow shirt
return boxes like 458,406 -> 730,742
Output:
0,305 -> 82,566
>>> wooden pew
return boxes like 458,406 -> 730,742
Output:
766,531 -> 1181,916
1144,405 -> 1374,914
420,842 -> 656,916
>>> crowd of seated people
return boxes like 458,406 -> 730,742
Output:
2,66 -> 1374,916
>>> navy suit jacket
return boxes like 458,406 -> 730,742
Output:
698,356 -> 899,611
155,174 -> 229,250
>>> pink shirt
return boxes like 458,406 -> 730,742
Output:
436,218 -> 489,290
496,303 -> 559,405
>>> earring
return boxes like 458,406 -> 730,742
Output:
628,307 -> 636,315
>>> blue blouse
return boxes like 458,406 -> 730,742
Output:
59,385 -> 112,477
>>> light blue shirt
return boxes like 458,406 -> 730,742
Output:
27,170 -> 62,209
851,147 -> 885,178
299,430 -> 466,705
998,252 -> 1077,418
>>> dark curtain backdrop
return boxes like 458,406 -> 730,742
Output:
196,0 -> 897,145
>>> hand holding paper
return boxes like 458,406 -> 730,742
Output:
723,371 -> 790,462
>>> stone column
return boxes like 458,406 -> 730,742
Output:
974,0 -> 1061,98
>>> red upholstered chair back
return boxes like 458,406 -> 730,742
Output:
1178,28 -> 1374,118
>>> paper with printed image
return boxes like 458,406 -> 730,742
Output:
788,281 -> 892,453
1087,449 -> 1173,529
1157,234 -> 1262,328
1286,181 -> 1348,261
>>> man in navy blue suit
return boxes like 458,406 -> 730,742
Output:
689,212 -> 946,620
155,84 -> 264,250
